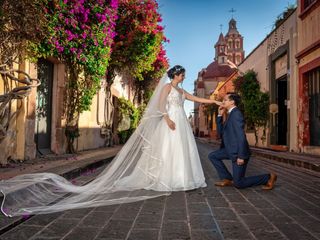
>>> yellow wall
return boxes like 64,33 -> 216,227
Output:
0,60 -> 38,163
297,5 -> 320,53
299,48 -> 320,66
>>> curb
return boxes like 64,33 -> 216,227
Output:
197,138 -> 320,174
250,148 -> 320,174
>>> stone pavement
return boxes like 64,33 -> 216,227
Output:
0,141 -> 320,240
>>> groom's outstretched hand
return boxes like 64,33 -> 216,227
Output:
237,158 -> 245,165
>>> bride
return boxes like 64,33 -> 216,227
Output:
0,65 -> 221,217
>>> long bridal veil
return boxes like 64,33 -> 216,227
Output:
0,74 -> 172,217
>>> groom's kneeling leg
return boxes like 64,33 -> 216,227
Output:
208,150 -> 232,180
233,179 -> 247,189
232,162 -> 270,188
232,162 -> 249,189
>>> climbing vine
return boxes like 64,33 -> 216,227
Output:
31,0 -> 118,152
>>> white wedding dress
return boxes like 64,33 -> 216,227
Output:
0,74 -> 207,217
114,86 -> 207,191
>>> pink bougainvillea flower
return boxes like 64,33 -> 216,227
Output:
81,32 -> 87,39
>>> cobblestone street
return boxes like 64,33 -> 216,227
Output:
1,140 -> 320,240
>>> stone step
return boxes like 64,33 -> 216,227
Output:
198,138 -> 320,175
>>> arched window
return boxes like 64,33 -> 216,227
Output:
235,40 -> 240,49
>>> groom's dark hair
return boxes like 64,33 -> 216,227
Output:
227,92 -> 241,106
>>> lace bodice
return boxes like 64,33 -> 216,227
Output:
167,86 -> 185,108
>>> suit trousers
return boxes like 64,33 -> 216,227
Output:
208,148 -> 270,189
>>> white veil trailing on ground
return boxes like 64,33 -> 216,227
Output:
0,73 -> 172,217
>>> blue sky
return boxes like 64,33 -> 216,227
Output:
157,0 -> 296,116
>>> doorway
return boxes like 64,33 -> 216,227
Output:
276,77 -> 287,145
35,59 -> 54,155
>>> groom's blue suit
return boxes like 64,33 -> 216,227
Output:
208,107 -> 270,188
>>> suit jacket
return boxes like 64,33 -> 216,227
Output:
217,107 -> 251,160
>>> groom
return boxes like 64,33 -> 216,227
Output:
208,92 -> 277,190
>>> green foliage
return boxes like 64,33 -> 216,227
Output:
233,70 -> 270,145
30,0 -> 118,115
117,97 -> 142,143
143,90 -> 154,103
273,4 -> 296,29
0,0 -> 47,64
137,103 -> 147,122
107,0 -> 168,87
117,128 -> 135,144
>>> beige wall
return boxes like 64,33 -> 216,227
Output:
239,41 -> 269,91
77,72 -> 134,151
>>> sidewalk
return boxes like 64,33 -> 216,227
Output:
197,138 -> 320,176
0,145 -> 122,180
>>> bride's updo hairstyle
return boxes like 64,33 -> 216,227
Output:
167,65 -> 185,79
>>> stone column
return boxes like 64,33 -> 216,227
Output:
24,61 -> 37,160
15,61 -> 27,161
51,63 -> 66,154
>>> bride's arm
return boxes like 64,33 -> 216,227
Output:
183,90 -> 222,105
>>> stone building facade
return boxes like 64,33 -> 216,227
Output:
237,9 -> 298,150
0,58 -> 134,164
296,0 -> 320,155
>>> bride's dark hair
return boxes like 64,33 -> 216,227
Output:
167,65 -> 185,79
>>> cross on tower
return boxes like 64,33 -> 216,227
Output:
219,24 -> 223,33
229,8 -> 236,18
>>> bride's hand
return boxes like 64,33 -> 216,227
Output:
166,118 -> 176,130
211,100 -> 222,106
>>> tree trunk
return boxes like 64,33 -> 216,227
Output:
65,64 -> 80,153
254,126 -> 258,147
